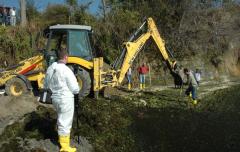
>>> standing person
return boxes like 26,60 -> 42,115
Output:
195,69 -> 201,86
184,68 -> 198,105
138,63 -> 149,90
0,8 -> 3,25
126,67 -> 132,90
2,8 -> 7,26
44,48 -> 79,152
10,7 -> 16,26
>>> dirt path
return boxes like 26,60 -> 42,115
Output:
140,77 -> 240,99
197,79 -> 240,98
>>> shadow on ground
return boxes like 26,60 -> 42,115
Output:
131,107 -> 240,152
131,85 -> 240,152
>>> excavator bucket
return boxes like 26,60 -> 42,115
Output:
171,67 -> 186,88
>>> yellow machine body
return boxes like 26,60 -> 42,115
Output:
0,17 -> 181,97
0,55 -> 45,88
92,18 -> 180,92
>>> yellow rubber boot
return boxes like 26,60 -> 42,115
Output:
193,100 -> 198,105
128,83 -> 131,90
140,83 -> 143,90
59,135 -> 76,152
143,84 -> 145,89
189,93 -> 192,98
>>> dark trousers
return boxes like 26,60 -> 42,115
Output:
185,86 -> 197,100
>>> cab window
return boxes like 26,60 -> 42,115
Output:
68,30 -> 92,60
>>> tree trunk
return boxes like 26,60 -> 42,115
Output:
20,0 -> 27,26
101,0 -> 106,21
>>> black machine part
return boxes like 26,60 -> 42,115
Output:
43,49 -> 57,67
69,65 -> 92,100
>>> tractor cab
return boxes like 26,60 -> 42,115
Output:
45,24 -> 93,64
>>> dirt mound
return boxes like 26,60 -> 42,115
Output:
0,94 -> 39,134
0,105 -> 93,152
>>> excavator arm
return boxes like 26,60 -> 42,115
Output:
94,17 -> 183,92
116,17 -> 181,84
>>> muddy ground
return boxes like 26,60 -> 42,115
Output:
0,77 -> 240,152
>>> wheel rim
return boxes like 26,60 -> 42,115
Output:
10,82 -> 23,96
76,76 -> 83,90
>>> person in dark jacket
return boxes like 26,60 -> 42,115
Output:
184,68 -> 198,105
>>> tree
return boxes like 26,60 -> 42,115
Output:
65,0 -> 78,6
20,0 -> 27,26
43,4 -> 69,25
26,0 -> 40,22
101,0 -> 107,21
74,3 -> 95,25
65,0 -> 78,24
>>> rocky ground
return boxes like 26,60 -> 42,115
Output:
0,77 -> 240,152
0,94 -> 38,135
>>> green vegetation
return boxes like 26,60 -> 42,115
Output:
0,26 -> 34,66
74,98 -> 136,152
1,84 -> 240,152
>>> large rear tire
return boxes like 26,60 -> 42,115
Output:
5,77 -> 28,96
75,68 -> 92,100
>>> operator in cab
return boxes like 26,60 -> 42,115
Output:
44,48 -> 79,152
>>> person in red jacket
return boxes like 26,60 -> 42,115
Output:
138,63 -> 149,89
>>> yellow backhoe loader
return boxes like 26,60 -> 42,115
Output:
0,17 -> 183,98
0,55 -> 45,96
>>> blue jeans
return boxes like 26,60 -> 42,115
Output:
127,74 -> 132,83
139,74 -> 146,84
185,86 -> 197,100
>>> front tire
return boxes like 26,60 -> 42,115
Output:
5,77 -> 28,96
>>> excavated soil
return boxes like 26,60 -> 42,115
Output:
0,94 -> 38,134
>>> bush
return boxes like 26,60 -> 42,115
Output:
0,26 -> 34,67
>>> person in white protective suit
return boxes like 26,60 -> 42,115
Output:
44,48 -> 79,152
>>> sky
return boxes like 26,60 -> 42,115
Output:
0,0 -> 101,14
